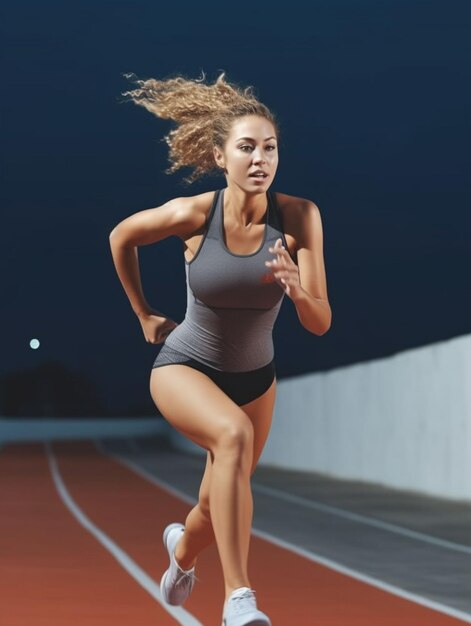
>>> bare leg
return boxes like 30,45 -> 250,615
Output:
174,502 -> 215,569
175,433 -> 254,601
209,428 -> 254,598
175,453 -> 253,574
150,366 -> 275,600
175,378 -> 275,579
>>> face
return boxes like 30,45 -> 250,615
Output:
213,115 -> 279,192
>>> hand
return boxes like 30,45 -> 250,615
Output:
136,308 -> 179,344
264,238 -> 302,300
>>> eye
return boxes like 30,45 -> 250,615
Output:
239,144 -> 277,152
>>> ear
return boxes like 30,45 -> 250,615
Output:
213,145 -> 225,169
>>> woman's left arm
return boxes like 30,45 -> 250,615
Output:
266,201 -> 332,335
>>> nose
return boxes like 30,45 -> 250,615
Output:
252,149 -> 266,164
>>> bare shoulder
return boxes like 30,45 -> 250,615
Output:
274,191 -> 320,222
108,190 -> 217,247
273,191 -> 321,251
174,190 -> 217,240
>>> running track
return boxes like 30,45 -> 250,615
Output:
1,440 -> 469,626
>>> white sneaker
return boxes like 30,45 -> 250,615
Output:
160,522 -> 198,606
222,587 -> 271,626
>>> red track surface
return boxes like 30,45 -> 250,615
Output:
0,440 -> 468,625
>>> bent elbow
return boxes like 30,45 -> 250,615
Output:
109,225 -> 130,247
109,226 -> 120,240
318,312 -> 332,336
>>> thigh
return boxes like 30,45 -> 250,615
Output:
150,364 -> 253,453
241,374 -> 277,473
198,374 -> 277,508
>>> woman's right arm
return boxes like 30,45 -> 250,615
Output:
108,196 -> 194,340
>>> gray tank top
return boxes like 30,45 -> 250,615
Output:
158,187 -> 296,372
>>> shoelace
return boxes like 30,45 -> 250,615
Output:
175,567 -> 200,587
228,589 -> 257,614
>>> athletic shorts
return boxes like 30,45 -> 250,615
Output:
152,344 -> 276,406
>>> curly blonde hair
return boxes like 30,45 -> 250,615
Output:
120,70 -> 280,185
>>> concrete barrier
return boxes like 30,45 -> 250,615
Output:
260,334 -> 471,501
0,417 -> 166,444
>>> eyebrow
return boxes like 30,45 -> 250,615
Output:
236,136 -> 277,142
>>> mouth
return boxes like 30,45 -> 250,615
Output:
248,172 -> 269,179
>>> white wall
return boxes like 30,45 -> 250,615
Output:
260,333 -> 471,501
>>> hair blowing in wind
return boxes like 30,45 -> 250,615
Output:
120,70 -> 279,185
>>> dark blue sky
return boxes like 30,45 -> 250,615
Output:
2,1 -> 470,414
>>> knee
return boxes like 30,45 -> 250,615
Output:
214,419 -> 254,461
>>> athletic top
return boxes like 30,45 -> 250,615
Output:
156,187 -> 297,372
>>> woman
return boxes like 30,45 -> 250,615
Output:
109,70 -> 331,626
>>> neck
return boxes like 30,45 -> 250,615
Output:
223,185 -> 268,228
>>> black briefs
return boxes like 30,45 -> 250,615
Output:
152,345 -> 276,406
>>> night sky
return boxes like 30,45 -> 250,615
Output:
2,1 -> 470,415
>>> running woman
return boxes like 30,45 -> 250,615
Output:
109,70 -> 332,626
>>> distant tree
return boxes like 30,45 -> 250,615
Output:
1,360 -> 108,418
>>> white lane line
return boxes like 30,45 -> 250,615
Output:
95,441 -> 471,625
45,441 -> 203,626
251,483 -> 471,556
94,440 -> 196,506
114,437 -> 471,556
252,527 -> 471,625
